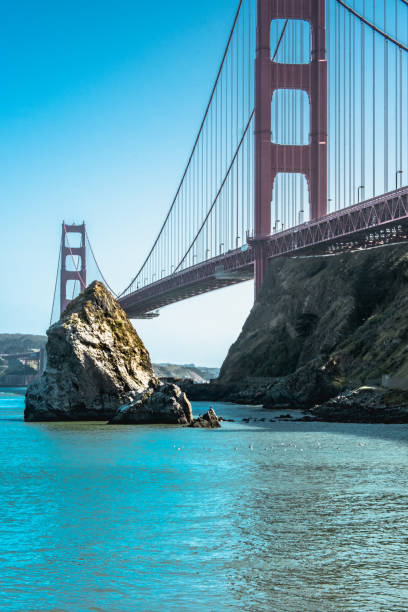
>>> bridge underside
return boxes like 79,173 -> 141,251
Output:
118,250 -> 254,318
118,187 -> 408,319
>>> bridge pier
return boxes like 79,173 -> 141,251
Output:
254,240 -> 268,298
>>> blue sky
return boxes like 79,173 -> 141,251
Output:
3,0 -> 405,367
0,0 -> 253,366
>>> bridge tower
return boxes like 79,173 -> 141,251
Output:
60,222 -> 87,315
254,0 -> 327,296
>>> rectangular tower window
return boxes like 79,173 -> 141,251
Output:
65,279 -> 81,301
271,19 -> 311,64
65,255 -> 82,272
272,89 -> 310,146
65,232 -> 82,248
272,173 -> 309,232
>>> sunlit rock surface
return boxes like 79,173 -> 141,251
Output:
25,282 -> 157,421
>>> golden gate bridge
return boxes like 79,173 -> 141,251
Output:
50,0 -> 408,323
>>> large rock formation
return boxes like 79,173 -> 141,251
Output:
109,383 -> 193,425
25,282 -> 191,423
189,407 -> 221,428
214,244 -> 408,408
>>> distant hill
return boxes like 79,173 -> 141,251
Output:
0,334 -> 47,354
0,335 -> 45,383
153,363 -> 219,383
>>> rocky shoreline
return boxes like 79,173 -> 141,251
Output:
309,386 -> 408,423
25,243 -> 408,426
180,243 -> 408,425
179,358 -> 340,410
178,380 -> 408,424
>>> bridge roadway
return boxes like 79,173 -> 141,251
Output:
118,186 -> 408,319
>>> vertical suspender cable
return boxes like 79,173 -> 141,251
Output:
350,0 -> 357,204
242,4 -> 245,243
236,15 -> 239,247
384,1 -> 389,192
247,0 -> 251,237
335,1 -> 339,208
49,246 -> 61,326
327,0 -> 331,213
349,9 -> 353,205
396,0 -> 399,184
343,7 -> 346,207
372,1 -> 376,197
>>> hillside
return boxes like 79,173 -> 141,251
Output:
215,243 -> 408,407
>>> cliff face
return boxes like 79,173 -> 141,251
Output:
219,244 -> 408,394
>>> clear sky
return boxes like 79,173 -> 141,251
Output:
0,0 -> 253,366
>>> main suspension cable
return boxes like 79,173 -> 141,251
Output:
336,0 -> 408,52
119,0 -> 245,298
174,109 -> 254,273
85,230 -> 118,297
49,244 -> 61,326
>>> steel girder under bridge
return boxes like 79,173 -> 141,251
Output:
118,186 -> 408,318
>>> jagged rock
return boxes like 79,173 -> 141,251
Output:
261,359 -> 342,409
109,383 -> 193,425
25,281 -> 157,421
190,407 -> 221,428
310,386 -> 408,423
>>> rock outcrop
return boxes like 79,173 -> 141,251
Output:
109,383 -> 193,425
189,407 -> 221,428
25,282 -> 157,421
311,387 -> 408,423
210,244 -> 408,408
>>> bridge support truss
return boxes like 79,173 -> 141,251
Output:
254,0 -> 327,295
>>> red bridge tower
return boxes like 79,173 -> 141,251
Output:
254,0 -> 327,295
60,222 -> 87,316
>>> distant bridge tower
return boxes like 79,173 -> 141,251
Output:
254,0 -> 327,296
60,222 -> 87,315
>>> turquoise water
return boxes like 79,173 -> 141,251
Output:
1,389 -> 408,611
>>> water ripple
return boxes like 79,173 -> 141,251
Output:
0,392 -> 408,610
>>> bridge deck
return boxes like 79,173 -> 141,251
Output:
118,187 -> 408,318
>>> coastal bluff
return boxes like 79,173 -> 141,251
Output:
25,282 -> 192,424
187,243 -> 408,413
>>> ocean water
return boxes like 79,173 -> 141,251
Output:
1,389 -> 408,611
